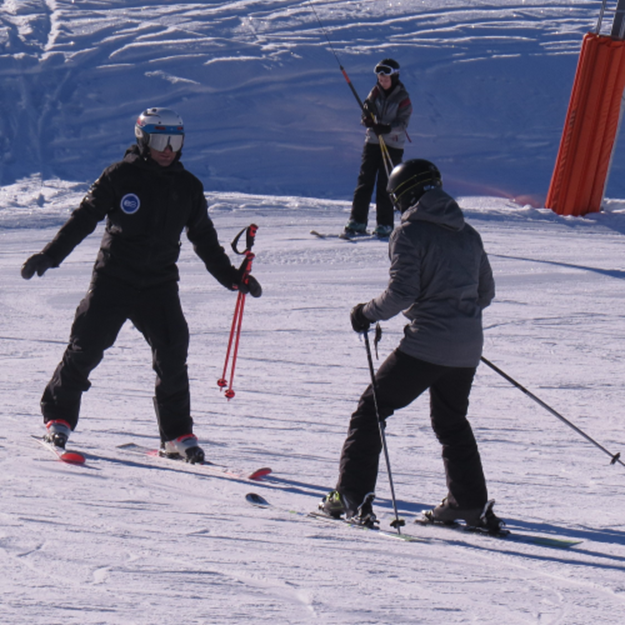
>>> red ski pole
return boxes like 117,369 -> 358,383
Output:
217,224 -> 258,400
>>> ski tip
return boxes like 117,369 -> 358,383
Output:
245,492 -> 270,506
60,451 -> 86,465
248,467 -> 272,481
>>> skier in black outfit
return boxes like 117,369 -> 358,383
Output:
21,107 -> 261,463
321,159 -> 503,532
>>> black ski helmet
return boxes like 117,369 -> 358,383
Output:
387,159 -> 442,212
375,58 -> 400,88
374,58 -> 400,76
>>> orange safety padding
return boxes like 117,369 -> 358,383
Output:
546,32 -> 625,216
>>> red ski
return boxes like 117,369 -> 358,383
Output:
117,442 -> 271,481
33,435 -> 86,465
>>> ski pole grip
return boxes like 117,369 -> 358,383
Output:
246,224 -> 258,251
238,251 -> 255,280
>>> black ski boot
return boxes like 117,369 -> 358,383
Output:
346,493 -> 379,529
424,498 -> 506,535
318,490 -> 357,519
318,490 -> 378,528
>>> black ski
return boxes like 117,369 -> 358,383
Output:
117,442 -> 272,481
245,492 -> 425,543
245,493 -> 582,550
414,510 -> 583,549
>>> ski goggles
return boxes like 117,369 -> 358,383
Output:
147,132 -> 184,152
374,64 -> 399,76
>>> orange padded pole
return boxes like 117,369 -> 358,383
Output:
546,33 -> 625,216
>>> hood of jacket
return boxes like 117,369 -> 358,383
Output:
401,187 -> 465,232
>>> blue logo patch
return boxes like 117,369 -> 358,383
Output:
120,193 -> 141,214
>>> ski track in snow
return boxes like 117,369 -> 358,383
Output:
2,187 -> 625,623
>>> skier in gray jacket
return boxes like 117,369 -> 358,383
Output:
344,58 -> 412,239
321,159 -> 502,533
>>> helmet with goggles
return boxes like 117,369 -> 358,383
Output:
387,159 -> 442,213
374,58 -> 400,76
135,107 -> 185,153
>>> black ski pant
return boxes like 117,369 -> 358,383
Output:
336,348 -> 488,509
350,142 -> 403,228
41,273 -> 193,442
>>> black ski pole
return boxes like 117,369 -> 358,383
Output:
305,0 -> 364,110
305,0 -> 399,172
363,324 -> 406,532
480,356 -> 624,469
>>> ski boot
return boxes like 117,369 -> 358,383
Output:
424,497 -> 506,535
346,492 -> 378,529
343,220 -> 368,237
318,490 -> 356,519
373,224 -> 393,238
318,490 -> 378,529
43,419 -> 72,449
161,434 -> 205,464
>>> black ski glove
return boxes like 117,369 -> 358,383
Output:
372,123 -> 392,136
238,274 -> 262,298
362,114 -> 375,128
363,100 -> 378,118
21,253 -> 54,279
350,303 -> 372,333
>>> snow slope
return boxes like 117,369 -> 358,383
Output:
3,185 -> 625,624
1,1 -> 625,624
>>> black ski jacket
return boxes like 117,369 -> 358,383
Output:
42,145 -> 238,289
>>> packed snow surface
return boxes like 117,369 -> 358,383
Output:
1,1 -> 625,624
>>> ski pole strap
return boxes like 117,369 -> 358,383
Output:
232,223 -> 257,288
373,322 -> 382,359
231,223 -> 258,255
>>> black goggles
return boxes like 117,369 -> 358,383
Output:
374,64 -> 398,76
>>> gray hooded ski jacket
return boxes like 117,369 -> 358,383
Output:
362,188 -> 495,368
363,82 -> 412,150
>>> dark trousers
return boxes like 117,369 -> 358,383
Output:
41,274 -> 193,442
350,142 -> 404,228
337,349 -> 488,509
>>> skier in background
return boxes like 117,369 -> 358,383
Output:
322,159 -> 504,533
21,107 -> 261,464
344,58 -> 412,239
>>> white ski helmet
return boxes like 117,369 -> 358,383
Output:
134,107 -> 185,152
